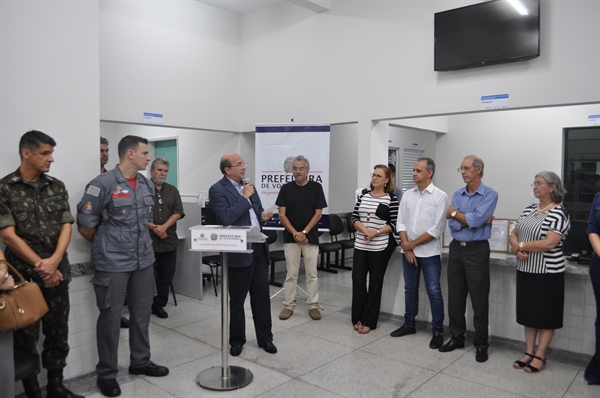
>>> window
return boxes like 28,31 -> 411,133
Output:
562,126 -> 600,256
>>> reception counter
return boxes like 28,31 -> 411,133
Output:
381,249 -> 595,356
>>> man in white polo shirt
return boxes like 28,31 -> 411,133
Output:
390,157 -> 448,349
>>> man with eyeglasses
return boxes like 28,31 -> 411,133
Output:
209,153 -> 277,357
438,155 -> 498,363
276,155 -> 327,321
148,157 -> 184,319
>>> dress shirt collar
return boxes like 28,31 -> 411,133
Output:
459,181 -> 487,196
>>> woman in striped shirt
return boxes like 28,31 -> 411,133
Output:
351,165 -> 399,334
509,171 -> 570,373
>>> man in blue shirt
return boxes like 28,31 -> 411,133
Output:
438,155 -> 498,363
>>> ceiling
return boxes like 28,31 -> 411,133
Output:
195,0 -> 284,16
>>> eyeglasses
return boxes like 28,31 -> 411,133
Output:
293,167 -> 306,172
531,181 -> 550,187
229,162 -> 248,168
370,173 -> 385,179
457,167 -> 473,173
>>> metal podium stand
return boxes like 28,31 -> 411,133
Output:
189,225 -> 265,391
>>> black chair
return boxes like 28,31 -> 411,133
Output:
318,215 -> 344,274
201,205 -> 221,296
333,213 -> 355,271
263,229 -> 286,287
202,254 -> 221,296
170,284 -> 178,306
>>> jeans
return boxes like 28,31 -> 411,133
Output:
402,254 -> 444,333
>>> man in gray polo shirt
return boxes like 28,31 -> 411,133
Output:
77,136 -> 168,397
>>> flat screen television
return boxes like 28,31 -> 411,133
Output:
434,0 -> 540,71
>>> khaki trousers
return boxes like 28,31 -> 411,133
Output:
283,243 -> 320,310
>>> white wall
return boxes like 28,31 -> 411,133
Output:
99,0 -> 242,131
240,1 -> 599,126
239,0 -> 599,173
435,104 -> 600,218
3,0 -> 600,260
388,124 -> 439,188
99,123 -> 241,197
102,121 -> 360,213
330,123 -> 359,212
0,0 -> 100,264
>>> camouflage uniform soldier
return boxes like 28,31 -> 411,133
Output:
0,130 -> 83,398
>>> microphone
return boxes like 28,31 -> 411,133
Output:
243,178 -> 255,204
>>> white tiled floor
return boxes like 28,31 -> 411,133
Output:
61,268 -> 599,398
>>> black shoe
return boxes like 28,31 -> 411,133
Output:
429,332 -> 444,349
152,307 -> 169,319
22,376 -> 43,398
476,347 -> 489,363
390,324 -> 416,337
438,340 -> 465,352
128,361 -> 169,377
230,345 -> 243,356
258,341 -> 278,354
97,378 -> 121,397
47,369 -> 84,398
120,317 -> 129,328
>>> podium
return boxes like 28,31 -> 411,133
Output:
189,225 -> 266,390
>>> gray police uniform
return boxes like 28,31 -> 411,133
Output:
76,166 -> 156,379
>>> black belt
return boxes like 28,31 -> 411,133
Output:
453,240 -> 487,247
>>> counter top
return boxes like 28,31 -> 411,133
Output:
393,247 -> 590,276
71,250 -> 590,279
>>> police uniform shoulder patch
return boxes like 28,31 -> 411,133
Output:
86,185 -> 101,197
81,201 -> 93,215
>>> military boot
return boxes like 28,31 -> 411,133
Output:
47,369 -> 85,398
22,375 -> 43,398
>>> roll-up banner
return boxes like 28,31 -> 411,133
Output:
255,123 -> 330,229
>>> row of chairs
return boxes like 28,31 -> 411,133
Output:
201,213 -> 357,294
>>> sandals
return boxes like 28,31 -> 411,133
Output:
524,355 -> 546,373
358,325 -> 371,334
353,322 -> 362,331
513,352 -> 534,369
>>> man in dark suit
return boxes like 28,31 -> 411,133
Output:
208,152 -> 277,357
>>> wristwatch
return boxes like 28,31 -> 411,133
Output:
0,269 -> 8,281
451,210 -> 457,218
302,230 -> 308,234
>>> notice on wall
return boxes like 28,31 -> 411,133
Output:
481,94 -> 509,110
589,115 -> 600,126
143,112 -> 163,125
